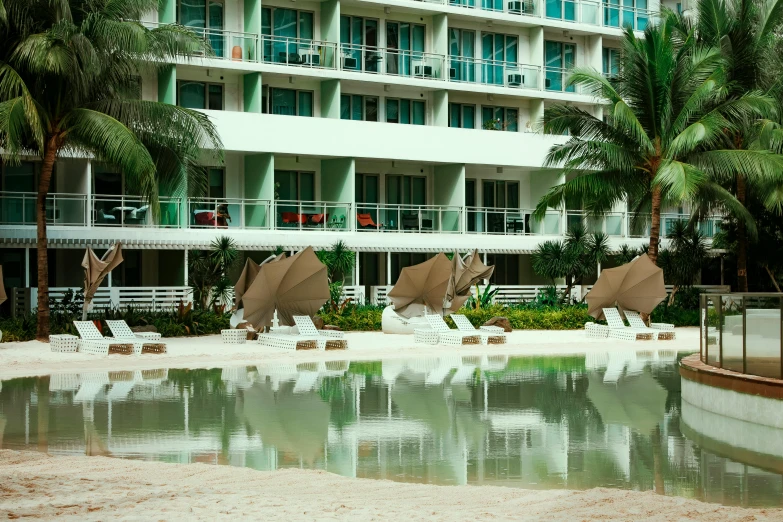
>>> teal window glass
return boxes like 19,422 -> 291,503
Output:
545,41 -> 576,92
449,28 -> 475,82
208,1 -> 224,57
482,106 -> 518,131
298,91 -> 313,116
412,101 -> 425,125
449,103 -> 460,128
340,94 -> 351,120
386,99 -> 399,123
179,81 -> 205,109
603,48 -> 620,77
366,97 -> 378,121
400,99 -> 410,124
271,88 -> 296,115
604,0 -> 620,27
207,84 -> 223,110
208,168 -> 224,198
352,95 -> 363,120
299,172 -> 315,201
180,0 -> 206,28
299,11 -> 313,40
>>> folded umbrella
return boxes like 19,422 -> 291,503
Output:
388,253 -> 452,318
234,253 -> 287,309
445,250 -> 494,313
586,254 -> 666,319
81,243 -> 123,320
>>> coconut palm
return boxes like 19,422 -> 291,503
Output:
0,0 -> 223,339
533,14 -> 781,266
675,0 -> 783,291
658,220 -> 709,305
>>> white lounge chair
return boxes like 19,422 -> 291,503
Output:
624,311 -> 676,340
417,314 -> 481,346
73,321 -> 134,355
450,314 -> 506,344
105,320 -> 167,354
602,308 -> 656,341
293,315 -> 347,350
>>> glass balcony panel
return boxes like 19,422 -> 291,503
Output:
721,295 -> 744,372
744,296 -> 782,379
261,35 -> 337,69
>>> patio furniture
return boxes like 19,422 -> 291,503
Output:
602,308 -> 656,341
49,334 -> 79,353
73,321 -> 135,355
585,322 -> 609,338
310,213 -> 328,226
281,211 -> 307,225
105,320 -> 167,354
256,333 -> 319,351
420,314 -> 481,345
624,310 -> 676,340
450,314 -> 506,344
221,329 -> 248,344
293,315 -> 347,350
357,213 -> 380,229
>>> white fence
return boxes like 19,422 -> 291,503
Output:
11,286 -> 193,317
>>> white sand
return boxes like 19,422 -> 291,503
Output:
0,450 -> 779,521
0,328 -> 700,380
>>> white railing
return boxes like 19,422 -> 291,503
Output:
355,203 -> 463,233
565,211 -> 626,237
602,4 -> 654,31
275,200 -> 352,231
339,44 -> 446,80
0,191 -> 88,226
371,285 -> 392,305
143,22 -> 259,62
448,56 -> 541,89
260,35 -> 338,69
340,285 -> 366,304
544,0 -> 601,25
628,213 -> 722,239
92,194 -> 182,227
544,67 -> 582,93
465,207 -> 563,235
11,286 -> 193,317
189,197 -> 272,230
448,0 -> 538,15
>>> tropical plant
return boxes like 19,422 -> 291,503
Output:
533,15 -> 779,267
658,220 -> 709,305
0,0 -> 223,339
615,244 -> 645,265
316,240 -> 355,284
674,0 -> 783,291
189,236 -> 238,309
532,225 -> 610,303
464,283 -> 499,310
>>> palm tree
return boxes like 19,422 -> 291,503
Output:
533,14 -> 779,266
676,0 -> 783,291
0,1 -> 223,339
658,220 -> 708,305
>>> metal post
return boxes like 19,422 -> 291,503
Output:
742,296 -> 747,374
24,248 -> 30,287
386,251 -> 391,285
183,249 -> 189,286
718,297 -> 724,369
355,252 -> 360,286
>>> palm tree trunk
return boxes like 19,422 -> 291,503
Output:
648,185 -> 662,265
36,137 -> 59,341
736,175 -> 749,292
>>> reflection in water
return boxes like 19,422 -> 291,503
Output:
1,351 -> 782,507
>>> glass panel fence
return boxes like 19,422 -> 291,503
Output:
276,201 -> 352,231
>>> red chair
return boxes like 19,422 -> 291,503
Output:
282,211 -> 307,225
194,211 -> 217,227
310,213 -> 328,225
357,213 -> 380,229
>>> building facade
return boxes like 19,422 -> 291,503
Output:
2,0 -> 716,309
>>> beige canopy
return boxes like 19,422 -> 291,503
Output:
234,253 -> 287,310
0,265 -> 6,306
388,253 -> 452,318
81,243 -> 123,317
241,247 -> 329,328
445,250 -> 494,312
586,254 -> 666,319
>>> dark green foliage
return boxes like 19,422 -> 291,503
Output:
190,236 -> 238,310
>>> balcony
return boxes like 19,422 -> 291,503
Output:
340,44 -> 446,80
448,0 -> 538,15
144,22 -> 259,63
466,207 -> 562,235
0,191 -> 88,226
356,204 -> 463,233
544,66 -> 580,93
275,200 -> 352,231
544,0 -> 601,25
448,57 -> 541,90
189,197 -> 272,229
92,195 -> 182,227
260,35 -> 338,69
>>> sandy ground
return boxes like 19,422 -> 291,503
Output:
1,450 -> 780,521
0,328 -> 700,380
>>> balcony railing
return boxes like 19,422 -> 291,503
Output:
465,207 -> 562,235
356,204 -> 463,233
189,197 -> 272,230
544,66 -> 580,93
448,57 -> 541,89
92,195 -> 182,227
260,35 -> 338,69
143,22 -> 259,62
603,3 -> 652,31
628,213 -> 722,239
0,191 -> 88,226
448,0 -> 538,15
275,200 -> 352,231
566,211 -> 626,237
339,44 -> 446,80
545,0 -> 601,25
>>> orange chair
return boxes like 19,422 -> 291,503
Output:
282,212 -> 307,225
357,213 -> 380,229
310,213 -> 328,226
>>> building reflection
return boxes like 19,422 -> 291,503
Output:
0,350 -> 781,507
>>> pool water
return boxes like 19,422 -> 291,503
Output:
1,351 -> 782,508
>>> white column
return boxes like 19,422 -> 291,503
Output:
183,249 -> 189,285
355,253 -> 361,286
86,160 -> 93,228
24,248 -> 30,287
386,252 -> 392,285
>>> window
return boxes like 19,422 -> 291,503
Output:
449,28 -> 475,82
275,171 -> 315,201
340,16 -> 379,72
386,175 -> 426,205
546,0 -> 576,21
449,103 -> 475,129
177,81 -> 224,110
2,162 -> 36,223
386,21 -> 426,76
604,0 -> 648,30
261,8 -> 315,64
544,41 -> 576,92
386,98 -> 425,125
208,168 -> 225,198
481,33 -> 518,85
481,106 -> 518,131
179,0 -> 225,57
341,94 -> 379,121
262,88 -> 313,116
603,48 -> 620,78
356,173 -> 380,222
482,180 -> 519,209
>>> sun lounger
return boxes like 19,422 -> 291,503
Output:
256,333 -> 319,351
585,322 -> 609,338
105,320 -> 167,354
450,314 -> 506,344
73,321 -> 134,355
602,308 -> 656,341
293,315 -> 347,350
419,314 -> 480,346
624,311 -> 676,340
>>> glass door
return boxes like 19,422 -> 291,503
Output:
546,0 -> 576,20
466,179 -> 477,232
449,28 -> 475,82
179,0 -> 225,57
482,33 -> 517,85
356,173 -> 379,223
604,0 -> 621,27
341,17 -> 379,72
545,41 -> 575,91
2,163 -> 35,224
387,22 -> 424,77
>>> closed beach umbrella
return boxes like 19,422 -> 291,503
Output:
445,250 -> 494,312
388,253 -> 451,318
241,247 -> 329,328
586,254 -> 666,319
0,265 -> 6,306
587,373 -> 667,433
81,243 -> 123,319
234,258 -> 260,309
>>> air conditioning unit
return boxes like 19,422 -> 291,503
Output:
449,67 -> 457,79
545,78 -> 552,88
507,73 -> 522,86
415,64 -> 434,77
508,0 -> 522,13
342,56 -> 358,69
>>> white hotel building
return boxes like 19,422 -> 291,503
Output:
1,0 -> 711,310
